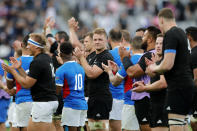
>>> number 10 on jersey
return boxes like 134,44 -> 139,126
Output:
74,74 -> 83,90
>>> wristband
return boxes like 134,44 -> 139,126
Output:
122,56 -> 133,71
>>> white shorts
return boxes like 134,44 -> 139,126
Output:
31,101 -> 58,123
61,107 -> 87,127
13,102 -> 32,127
121,104 -> 139,130
109,99 -> 124,120
7,102 -> 16,124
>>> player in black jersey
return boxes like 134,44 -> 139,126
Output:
74,28 -> 113,131
2,33 -> 58,131
147,8 -> 194,131
185,26 -> 197,131
44,17 -> 69,131
133,34 -> 168,131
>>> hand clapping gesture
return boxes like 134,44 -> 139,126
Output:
118,45 -> 131,62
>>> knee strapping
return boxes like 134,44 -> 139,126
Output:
88,121 -> 106,130
169,118 -> 186,126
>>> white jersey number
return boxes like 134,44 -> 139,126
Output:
74,74 -> 83,90
50,63 -> 55,77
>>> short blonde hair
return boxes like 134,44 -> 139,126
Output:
158,8 -> 174,19
93,28 -> 107,38
29,33 -> 46,47
121,30 -> 131,43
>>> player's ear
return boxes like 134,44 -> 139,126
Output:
187,35 -> 192,42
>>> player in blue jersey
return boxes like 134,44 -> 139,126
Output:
102,36 -> 143,131
108,29 -> 125,131
6,35 -> 33,131
55,41 -> 88,131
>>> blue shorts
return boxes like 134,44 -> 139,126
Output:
0,98 -> 10,122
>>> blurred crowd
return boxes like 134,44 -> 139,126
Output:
0,0 -> 197,59
0,0 -> 58,58
66,0 -> 197,35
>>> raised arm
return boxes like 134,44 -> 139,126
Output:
68,17 -> 83,50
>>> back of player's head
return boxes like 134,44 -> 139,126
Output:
185,26 -> 197,42
15,49 -> 22,58
158,8 -> 175,20
22,34 -> 29,48
132,36 -> 142,50
121,30 -> 131,43
56,31 -> 69,42
93,28 -> 107,38
60,41 -> 73,55
146,26 -> 161,41
109,29 -> 122,42
136,27 -> 146,33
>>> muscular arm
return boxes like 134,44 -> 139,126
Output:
154,53 -> 175,74
108,70 -> 123,86
80,56 -> 103,79
126,64 -> 145,78
1,77 -> 16,96
10,70 -> 36,89
56,85 -> 62,95
123,53 -> 151,78
17,67 -> 27,78
69,28 -> 83,50
194,68 -> 197,87
6,79 -> 14,89
145,75 -> 167,91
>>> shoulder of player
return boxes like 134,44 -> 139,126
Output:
131,54 -> 143,61
166,26 -> 185,38
35,54 -> 52,64
19,56 -> 33,62
88,51 -> 96,56
56,64 -> 66,74
142,51 -> 152,59
97,50 -> 113,60
60,61 -> 82,69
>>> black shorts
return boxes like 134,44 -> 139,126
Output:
165,87 -> 193,115
192,92 -> 197,118
87,98 -> 112,120
149,101 -> 168,128
134,97 -> 150,125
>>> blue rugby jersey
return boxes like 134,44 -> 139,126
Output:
7,56 -> 33,104
117,54 -> 142,105
109,46 -> 131,100
55,61 -> 87,110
